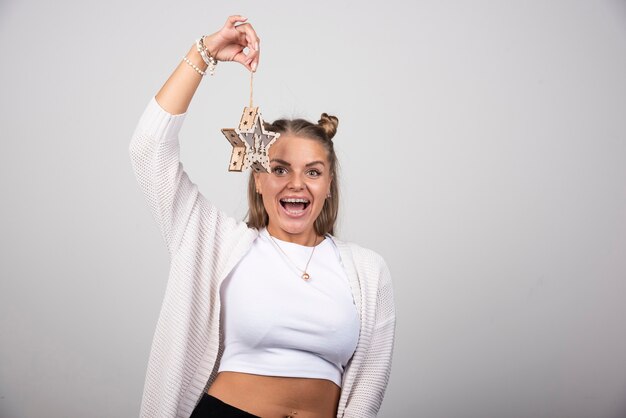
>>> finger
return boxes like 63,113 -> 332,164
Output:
225,15 -> 247,29
251,43 -> 260,72
234,23 -> 253,49
235,22 -> 260,51
241,48 -> 259,67
234,47 -> 259,71
232,51 -> 254,72
248,50 -> 260,72
251,55 -> 259,72
245,48 -> 259,66
245,24 -> 260,51
233,54 -> 252,71
235,28 -> 249,47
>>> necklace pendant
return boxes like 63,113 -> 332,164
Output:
302,272 -> 310,281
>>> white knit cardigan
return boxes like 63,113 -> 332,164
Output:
129,98 -> 396,418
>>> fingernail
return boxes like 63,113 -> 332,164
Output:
252,62 -> 257,71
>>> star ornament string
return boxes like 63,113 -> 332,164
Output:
221,72 -> 280,173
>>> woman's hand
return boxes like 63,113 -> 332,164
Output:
154,15 -> 260,114
203,15 -> 260,72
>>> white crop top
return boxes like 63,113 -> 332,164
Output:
217,229 -> 360,387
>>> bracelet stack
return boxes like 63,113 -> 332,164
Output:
196,36 -> 218,76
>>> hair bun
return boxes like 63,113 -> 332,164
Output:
318,113 -> 339,140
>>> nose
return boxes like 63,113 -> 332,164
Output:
287,173 -> 305,191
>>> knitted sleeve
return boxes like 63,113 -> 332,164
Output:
128,97 -> 199,257
345,258 -> 396,417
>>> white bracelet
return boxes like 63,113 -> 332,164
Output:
182,56 -> 206,76
196,36 -> 217,76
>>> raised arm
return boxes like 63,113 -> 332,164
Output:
129,16 -> 260,256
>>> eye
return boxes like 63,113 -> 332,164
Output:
272,166 -> 288,176
306,169 -> 322,178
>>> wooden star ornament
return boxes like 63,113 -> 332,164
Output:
221,107 -> 280,173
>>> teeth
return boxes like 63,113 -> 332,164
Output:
281,198 -> 309,203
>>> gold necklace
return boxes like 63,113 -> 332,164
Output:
266,231 -> 320,281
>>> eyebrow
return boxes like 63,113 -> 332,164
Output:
270,158 -> 326,167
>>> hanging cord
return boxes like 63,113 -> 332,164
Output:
249,71 -> 254,108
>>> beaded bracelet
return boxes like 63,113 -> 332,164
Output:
196,36 -> 218,76
182,56 -> 206,76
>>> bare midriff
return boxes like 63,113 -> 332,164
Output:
207,371 -> 341,418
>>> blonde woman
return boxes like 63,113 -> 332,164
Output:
129,15 -> 396,418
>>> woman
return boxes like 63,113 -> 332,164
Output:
129,15 -> 395,418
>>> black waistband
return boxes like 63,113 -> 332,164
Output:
189,393 -> 261,418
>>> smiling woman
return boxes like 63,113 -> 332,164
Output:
129,15 -> 396,418
247,114 -> 339,246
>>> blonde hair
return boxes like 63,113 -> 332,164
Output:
247,113 -> 340,235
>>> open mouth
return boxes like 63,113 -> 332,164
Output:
279,197 -> 311,213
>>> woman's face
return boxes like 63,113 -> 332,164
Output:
254,134 -> 332,245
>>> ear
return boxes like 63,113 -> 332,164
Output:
253,171 -> 263,194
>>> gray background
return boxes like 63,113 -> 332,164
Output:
1,0 -> 626,417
